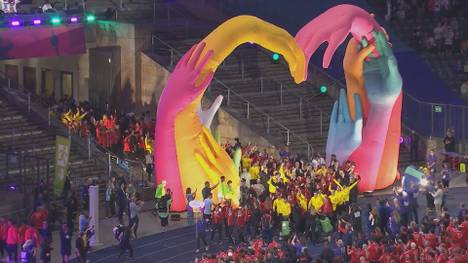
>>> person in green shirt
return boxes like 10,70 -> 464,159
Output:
218,176 -> 228,201
153,180 -> 166,215
224,180 -> 235,201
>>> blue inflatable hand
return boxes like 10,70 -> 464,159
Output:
363,31 -> 402,107
326,89 -> 363,164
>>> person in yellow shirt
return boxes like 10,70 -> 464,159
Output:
241,155 -> 252,170
249,161 -> 260,181
267,175 -> 279,194
296,191 -> 308,212
273,194 -> 291,218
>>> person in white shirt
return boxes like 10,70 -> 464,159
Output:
42,0 -> 53,12
240,168 -> 251,187
444,29 -> 454,53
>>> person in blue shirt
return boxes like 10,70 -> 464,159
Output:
60,224 -> 72,263
407,182 -> 420,223
78,212 -> 89,233
195,216 -> 209,253
202,193 -> 213,221
441,163 -> 451,189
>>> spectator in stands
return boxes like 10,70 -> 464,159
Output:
410,130 -> 419,161
443,128 -> 456,152
42,0 -> 53,12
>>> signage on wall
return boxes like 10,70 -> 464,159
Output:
434,105 -> 443,113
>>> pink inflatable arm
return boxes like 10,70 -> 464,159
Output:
154,43 -> 214,210
295,4 -> 380,72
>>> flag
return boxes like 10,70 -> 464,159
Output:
54,136 -> 71,196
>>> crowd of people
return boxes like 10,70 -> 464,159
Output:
53,95 -> 154,161
369,0 -> 468,54
184,142 -> 359,261
179,139 -> 467,262
0,175 -> 98,263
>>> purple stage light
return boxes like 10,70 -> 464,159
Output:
8,185 -> 17,191
70,17 -> 79,23
33,19 -> 42,25
10,20 -> 20,26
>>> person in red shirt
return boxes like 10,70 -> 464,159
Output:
6,219 -> 18,262
0,217 -> 6,260
235,208 -> 247,243
210,204 -> 224,244
347,244 -> 363,263
123,133 -> 132,156
24,225 -> 40,247
30,209 -> 47,231
225,203 -> 236,244
366,241 -> 380,262
17,221 -> 28,247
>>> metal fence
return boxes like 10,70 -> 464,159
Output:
0,151 -> 51,193
402,92 -> 468,140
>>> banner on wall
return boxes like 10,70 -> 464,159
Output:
0,24 -> 86,60
54,135 -> 71,196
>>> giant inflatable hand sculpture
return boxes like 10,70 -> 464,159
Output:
346,30 -> 403,192
295,4 -> 380,73
326,89 -> 363,165
296,4 -> 402,192
155,16 -> 306,211
326,39 -> 375,164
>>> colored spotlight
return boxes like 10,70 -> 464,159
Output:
86,14 -> 96,23
70,16 -> 79,23
272,53 -> 280,61
320,85 -> 327,93
33,19 -> 42,25
10,20 -> 20,26
51,16 -> 62,25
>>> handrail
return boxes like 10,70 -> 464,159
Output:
150,34 -> 314,152
256,48 -> 332,119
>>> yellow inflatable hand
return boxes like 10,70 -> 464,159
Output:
173,16 -> 307,207
194,15 -> 306,85
343,38 -> 375,120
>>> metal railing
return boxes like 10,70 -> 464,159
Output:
151,34 -> 316,158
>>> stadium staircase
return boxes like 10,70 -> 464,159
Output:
0,88 -> 111,216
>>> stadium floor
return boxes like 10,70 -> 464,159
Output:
79,186 -> 468,263
78,225 -> 324,263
